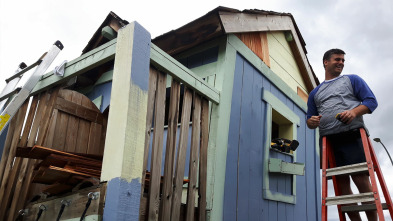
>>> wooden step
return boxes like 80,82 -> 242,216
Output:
325,192 -> 375,206
341,203 -> 389,212
326,162 -> 369,177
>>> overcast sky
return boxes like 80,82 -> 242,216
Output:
1,0 -> 392,220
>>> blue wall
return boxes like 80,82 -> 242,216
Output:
223,54 -> 321,221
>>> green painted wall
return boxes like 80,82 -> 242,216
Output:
267,32 -> 308,94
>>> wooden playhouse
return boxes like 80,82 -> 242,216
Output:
0,6 -> 321,221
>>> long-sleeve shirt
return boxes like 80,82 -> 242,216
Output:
306,74 -> 378,136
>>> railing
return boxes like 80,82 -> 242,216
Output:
139,48 -> 215,220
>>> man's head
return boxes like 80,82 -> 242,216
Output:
323,49 -> 346,79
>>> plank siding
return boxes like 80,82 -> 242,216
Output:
224,54 -> 320,221
267,32 -> 308,94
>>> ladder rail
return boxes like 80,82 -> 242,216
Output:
0,41 -> 63,135
367,133 -> 393,216
359,128 -> 385,220
321,128 -> 393,221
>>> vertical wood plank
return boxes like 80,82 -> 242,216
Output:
52,90 -> 72,150
64,91 -> 82,152
87,123 -> 103,155
171,87 -> 192,221
0,101 -> 29,220
186,93 -> 201,221
7,97 -> 39,221
16,92 -> 50,212
198,98 -> 209,221
147,71 -> 166,221
141,67 -> 158,195
0,114 -> 17,184
36,88 -> 60,145
160,79 -> 180,220
76,96 -> 91,154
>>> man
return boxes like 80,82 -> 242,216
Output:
306,49 -> 378,220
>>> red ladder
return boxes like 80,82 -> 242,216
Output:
321,128 -> 393,220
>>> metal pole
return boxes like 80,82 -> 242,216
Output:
373,138 -> 393,166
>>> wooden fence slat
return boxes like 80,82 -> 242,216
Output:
64,91 -> 82,152
0,101 -> 29,220
7,97 -> 39,221
76,96 -> 92,154
0,113 -> 17,184
171,87 -> 193,221
160,79 -> 181,220
15,93 -> 49,214
148,71 -> 167,221
141,67 -> 158,190
36,89 -> 60,145
186,93 -> 201,221
198,98 -> 209,221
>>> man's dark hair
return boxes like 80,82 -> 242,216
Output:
322,49 -> 346,68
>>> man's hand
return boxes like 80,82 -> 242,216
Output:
339,105 -> 371,124
307,115 -> 322,129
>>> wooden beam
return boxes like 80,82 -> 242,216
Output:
31,38 -> 117,95
100,22 -> 151,220
150,43 -> 220,104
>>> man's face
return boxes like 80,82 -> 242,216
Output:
324,54 -> 345,77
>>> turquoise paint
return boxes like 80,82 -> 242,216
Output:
103,177 -> 142,221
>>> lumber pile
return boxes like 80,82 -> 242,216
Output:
16,145 -> 102,196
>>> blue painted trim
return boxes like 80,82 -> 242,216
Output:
103,178 -> 142,220
130,22 -> 151,92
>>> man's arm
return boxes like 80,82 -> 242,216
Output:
338,104 -> 370,124
307,115 -> 322,129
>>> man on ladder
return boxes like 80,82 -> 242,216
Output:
306,49 -> 378,220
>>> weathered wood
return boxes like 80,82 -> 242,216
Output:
148,71 -> 167,221
160,79 -> 181,220
0,111 -> 17,184
24,184 -> 105,221
7,97 -> 39,221
150,44 -> 220,104
55,96 -> 103,124
198,98 -> 209,221
171,87 -> 193,221
141,67 -> 158,195
235,32 -> 270,67
0,101 -> 29,220
76,96 -> 92,154
64,91 -> 82,152
52,91 -> 72,150
186,93 -> 201,221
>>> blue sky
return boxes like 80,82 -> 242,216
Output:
1,0 -> 392,220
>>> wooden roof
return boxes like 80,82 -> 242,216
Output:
82,11 -> 128,55
152,6 -> 319,89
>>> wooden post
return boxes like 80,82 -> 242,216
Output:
101,22 -> 151,221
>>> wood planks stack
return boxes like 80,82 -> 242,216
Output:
140,67 -> 210,221
0,88 -> 106,221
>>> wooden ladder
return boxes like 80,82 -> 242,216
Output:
321,128 -> 393,220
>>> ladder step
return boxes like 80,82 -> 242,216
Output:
325,192 -> 375,205
326,162 -> 369,177
341,203 -> 389,212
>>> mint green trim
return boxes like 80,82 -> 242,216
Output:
189,62 -> 217,78
95,70 -> 113,85
206,37 -> 237,221
262,89 -> 300,126
102,26 -> 116,40
269,158 -> 305,175
32,38 -> 117,95
92,95 -> 103,109
227,34 -> 307,112
150,43 -> 220,104
262,88 -> 299,204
